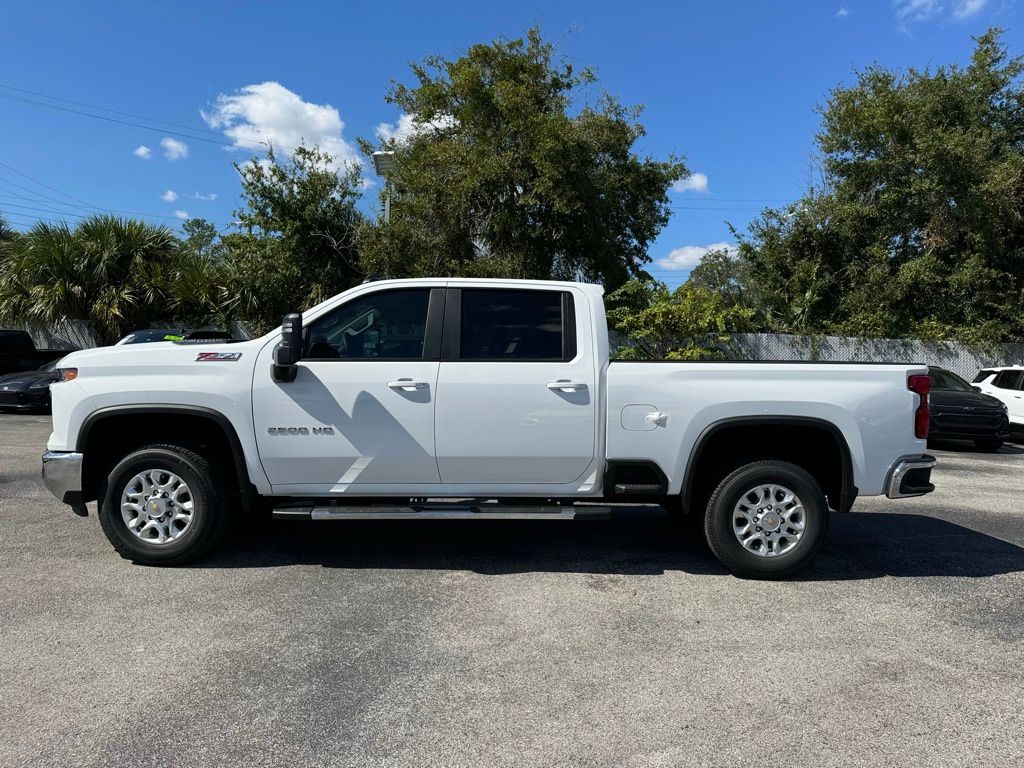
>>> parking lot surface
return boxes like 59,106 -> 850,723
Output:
2,413 -> 1023,768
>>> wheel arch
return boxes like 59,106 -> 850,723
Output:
76,404 -> 257,514
681,415 -> 856,516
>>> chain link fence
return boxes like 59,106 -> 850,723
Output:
726,333 -> 1024,380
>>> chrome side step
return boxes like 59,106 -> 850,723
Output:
272,501 -> 611,521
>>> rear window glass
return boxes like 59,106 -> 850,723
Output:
992,370 -> 1022,389
459,289 -> 566,361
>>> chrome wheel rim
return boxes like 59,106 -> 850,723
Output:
732,483 -> 805,558
120,469 -> 195,545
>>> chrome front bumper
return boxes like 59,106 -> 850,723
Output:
885,454 -> 936,499
41,450 -> 88,516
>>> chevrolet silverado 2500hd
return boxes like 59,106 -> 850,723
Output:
41,278 -> 936,578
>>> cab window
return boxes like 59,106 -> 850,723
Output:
304,289 -> 430,360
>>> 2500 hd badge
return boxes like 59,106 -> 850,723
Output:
266,426 -> 335,435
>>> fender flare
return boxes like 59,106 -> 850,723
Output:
681,415 -> 857,514
77,404 -> 257,513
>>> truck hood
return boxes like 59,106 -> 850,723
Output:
58,339 -> 267,373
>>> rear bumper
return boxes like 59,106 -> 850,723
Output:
41,450 -> 88,516
885,454 -> 936,499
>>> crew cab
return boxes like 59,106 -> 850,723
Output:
41,279 -> 936,578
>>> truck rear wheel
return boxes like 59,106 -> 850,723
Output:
704,460 -> 829,579
97,443 -> 233,566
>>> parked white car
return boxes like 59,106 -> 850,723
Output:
973,366 -> 1024,427
42,278 -> 936,578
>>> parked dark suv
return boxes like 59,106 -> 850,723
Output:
928,366 -> 1009,452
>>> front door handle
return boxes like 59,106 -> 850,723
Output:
388,378 -> 429,391
547,380 -> 588,392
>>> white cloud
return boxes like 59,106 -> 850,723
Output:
953,0 -> 987,18
657,242 -> 737,271
836,7 -> 851,17
375,113 -> 458,144
174,210 -> 189,220
894,0 -> 988,24
202,81 -> 359,171
192,191 -> 217,201
161,189 -> 178,202
894,0 -> 943,24
671,172 -> 709,194
160,137 -> 189,160
133,145 -> 152,159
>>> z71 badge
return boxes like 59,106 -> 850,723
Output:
195,351 -> 242,361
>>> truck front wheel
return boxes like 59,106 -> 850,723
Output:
97,443 -> 233,566
704,460 -> 829,579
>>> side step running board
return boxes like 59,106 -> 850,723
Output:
273,502 -> 611,521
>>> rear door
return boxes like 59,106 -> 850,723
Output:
434,286 -> 598,486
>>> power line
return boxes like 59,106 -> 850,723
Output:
0,90 -> 299,156
0,83 -> 242,142
0,159 -> 97,208
0,160 -> 202,222
0,91 -> 246,149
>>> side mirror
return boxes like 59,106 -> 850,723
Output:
272,313 -> 303,383
971,385 -> 982,392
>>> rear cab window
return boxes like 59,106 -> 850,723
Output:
451,288 -> 576,361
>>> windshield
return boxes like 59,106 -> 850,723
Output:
930,368 -> 974,392
120,330 -> 185,344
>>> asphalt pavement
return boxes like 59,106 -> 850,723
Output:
2,413 -> 1022,767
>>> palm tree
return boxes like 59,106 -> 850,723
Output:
0,214 -> 16,245
0,215 -> 180,345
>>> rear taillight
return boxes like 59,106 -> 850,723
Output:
908,374 -> 931,439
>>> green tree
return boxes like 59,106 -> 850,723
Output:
606,278 -> 754,360
737,28 -> 1024,343
0,216 -> 181,345
686,246 -> 750,309
359,28 -> 687,289
222,145 -> 365,332
181,217 -> 224,261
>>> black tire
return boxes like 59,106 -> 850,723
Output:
974,439 -> 1003,452
704,460 -> 829,579
98,443 -> 234,565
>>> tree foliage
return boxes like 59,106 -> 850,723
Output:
606,279 -> 754,359
0,216 -> 188,345
222,145 -> 365,331
359,28 -> 687,289
730,28 -> 1024,343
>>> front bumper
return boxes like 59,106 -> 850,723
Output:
41,450 -> 88,516
0,390 -> 50,409
885,454 -> 936,499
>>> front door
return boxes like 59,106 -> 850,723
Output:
252,286 -> 443,493
434,286 -> 598,487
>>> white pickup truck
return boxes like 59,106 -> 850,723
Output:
42,278 -> 936,578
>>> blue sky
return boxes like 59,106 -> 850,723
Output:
0,0 -> 1019,286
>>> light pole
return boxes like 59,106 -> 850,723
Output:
372,150 -> 395,224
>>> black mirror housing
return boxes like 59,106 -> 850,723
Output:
272,313 -> 303,382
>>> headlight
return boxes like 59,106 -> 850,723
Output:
29,380 -> 52,389
56,368 -> 78,382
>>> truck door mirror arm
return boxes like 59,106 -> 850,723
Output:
272,313 -> 303,383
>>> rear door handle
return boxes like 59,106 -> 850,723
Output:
547,380 -> 588,392
388,379 -> 429,391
